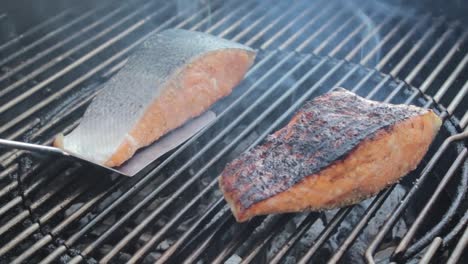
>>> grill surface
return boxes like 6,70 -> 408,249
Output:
0,0 -> 467,263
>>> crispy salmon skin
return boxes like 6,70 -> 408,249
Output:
219,88 -> 442,222
54,29 -> 256,167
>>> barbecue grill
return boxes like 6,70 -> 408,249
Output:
0,0 -> 467,263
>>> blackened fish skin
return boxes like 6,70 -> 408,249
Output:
219,88 -> 441,222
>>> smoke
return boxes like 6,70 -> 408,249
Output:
176,0 -> 213,29
343,0 -> 383,66
357,8 -> 381,65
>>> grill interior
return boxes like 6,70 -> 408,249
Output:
0,0 -> 467,263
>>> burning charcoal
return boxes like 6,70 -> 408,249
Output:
79,212 -> 96,227
267,218 -> 298,258
177,214 -> 199,232
59,254 -> 72,263
143,252 -> 162,263
117,252 -> 132,262
103,214 -> 116,226
225,254 -> 242,264
98,244 -> 113,256
156,239 -> 173,251
283,256 -> 298,264
65,203 -> 84,217
147,197 -> 167,212
89,215 -> 116,237
87,258 -> 98,264
138,232 -> 152,244
98,190 -> 123,211
200,176 -> 211,187
46,244 -> 56,253
33,232 -> 44,240
189,168 -> 196,176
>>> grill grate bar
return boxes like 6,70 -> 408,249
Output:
160,51 -> 460,262
389,20 -> 442,77
447,81 -> 468,115
1,0 -> 239,141
212,52 -> 423,263
404,143 -> 467,259
241,214 -> 320,264
236,2 -> 304,44
181,214 -> 234,264
204,3 -> 253,35
366,84 -> 466,260
0,184 -> 85,258
446,225 -> 468,264
155,198 -> 227,263
12,178 -> 124,263
0,0 -> 157,97
0,166 -> 79,242
404,27 -> 455,84
209,1 -> 269,37
461,112 -> 468,128
418,30 -> 468,93
393,148 -> 467,260
344,15 -> 396,61
23,10 -> 278,264
0,3 -> 128,87
375,16 -> 432,70
161,56 -> 374,262
442,158 -> 468,242
211,217 -> 267,264
433,52 -> 468,102
0,7 -> 100,69
327,16 -> 369,57
268,213 -> 320,264
292,7 -> 348,52
312,15 -> 358,55
298,208 -> 352,264
0,4 -> 222,262
80,52 -> 312,263
327,187 -> 395,264
124,55 -> 337,262
153,57 -> 334,262
0,48 -> 438,262
44,50 -> 279,263
0,9 -> 71,53
0,162 -> 65,218
0,7 -> 179,137
419,237 -> 443,264
0,2 -> 176,126
365,131 -> 468,263
64,12 -> 466,260
360,16 -> 412,66
128,181 -> 225,264
240,223 -> 280,264
260,1 -> 336,49
0,1 -> 466,263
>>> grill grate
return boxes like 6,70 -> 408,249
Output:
0,0 -> 466,263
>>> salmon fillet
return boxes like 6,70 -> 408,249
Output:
54,29 -> 256,167
219,88 -> 442,222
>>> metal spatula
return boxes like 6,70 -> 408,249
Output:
0,111 -> 216,177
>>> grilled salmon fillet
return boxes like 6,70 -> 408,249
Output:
54,29 -> 256,167
219,88 -> 442,222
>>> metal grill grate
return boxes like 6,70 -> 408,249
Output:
0,0 -> 466,263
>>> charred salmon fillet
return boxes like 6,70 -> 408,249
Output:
54,29 -> 256,167
219,88 -> 442,222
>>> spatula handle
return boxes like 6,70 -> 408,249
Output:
0,138 -> 68,156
